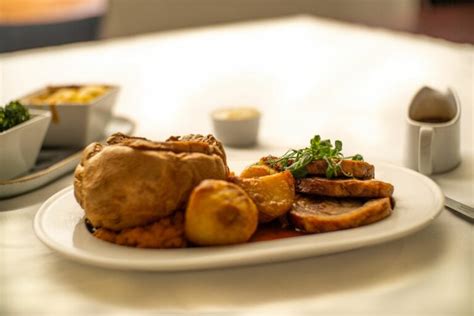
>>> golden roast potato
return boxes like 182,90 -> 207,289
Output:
185,180 -> 258,246
231,171 -> 295,223
240,164 -> 277,178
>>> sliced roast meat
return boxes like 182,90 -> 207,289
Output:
259,156 -> 374,179
296,177 -> 394,198
290,194 -> 392,233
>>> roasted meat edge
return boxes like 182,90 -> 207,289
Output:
290,195 -> 392,233
296,177 -> 394,198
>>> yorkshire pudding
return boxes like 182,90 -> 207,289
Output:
74,133 -> 228,231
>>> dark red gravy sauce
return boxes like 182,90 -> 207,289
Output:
250,224 -> 306,242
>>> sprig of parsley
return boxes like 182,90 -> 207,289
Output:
268,135 -> 363,178
0,101 -> 31,132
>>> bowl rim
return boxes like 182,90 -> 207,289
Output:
18,84 -> 120,107
0,109 -> 51,136
211,107 -> 261,121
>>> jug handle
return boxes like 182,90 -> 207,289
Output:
419,126 -> 433,175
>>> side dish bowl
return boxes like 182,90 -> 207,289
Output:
20,85 -> 119,148
0,109 -> 51,180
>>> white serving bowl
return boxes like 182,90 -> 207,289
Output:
20,85 -> 119,148
0,109 -> 51,180
212,107 -> 261,147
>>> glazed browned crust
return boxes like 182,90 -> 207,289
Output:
166,134 -> 227,164
260,156 -> 374,179
106,133 -> 227,164
296,177 -> 394,198
74,133 -> 228,231
289,195 -> 392,233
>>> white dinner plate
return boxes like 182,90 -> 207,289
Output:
34,162 -> 444,271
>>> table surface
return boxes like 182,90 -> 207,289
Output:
1,15 -> 473,315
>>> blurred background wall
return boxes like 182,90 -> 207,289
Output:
0,0 -> 473,53
100,0 -> 421,38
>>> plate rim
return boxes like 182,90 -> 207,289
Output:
33,162 -> 445,271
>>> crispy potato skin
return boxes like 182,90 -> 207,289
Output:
240,164 -> 277,178
232,171 -> 295,223
185,180 -> 258,246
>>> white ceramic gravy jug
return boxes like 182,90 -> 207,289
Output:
404,86 -> 461,175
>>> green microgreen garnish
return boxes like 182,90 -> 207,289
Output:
0,101 -> 30,132
268,135 -> 363,179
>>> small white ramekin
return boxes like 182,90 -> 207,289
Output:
211,107 -> 261,148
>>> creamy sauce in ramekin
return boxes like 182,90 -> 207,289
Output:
212,107 -> 260,121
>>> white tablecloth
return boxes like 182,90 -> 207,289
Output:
1,16 -> 472,315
